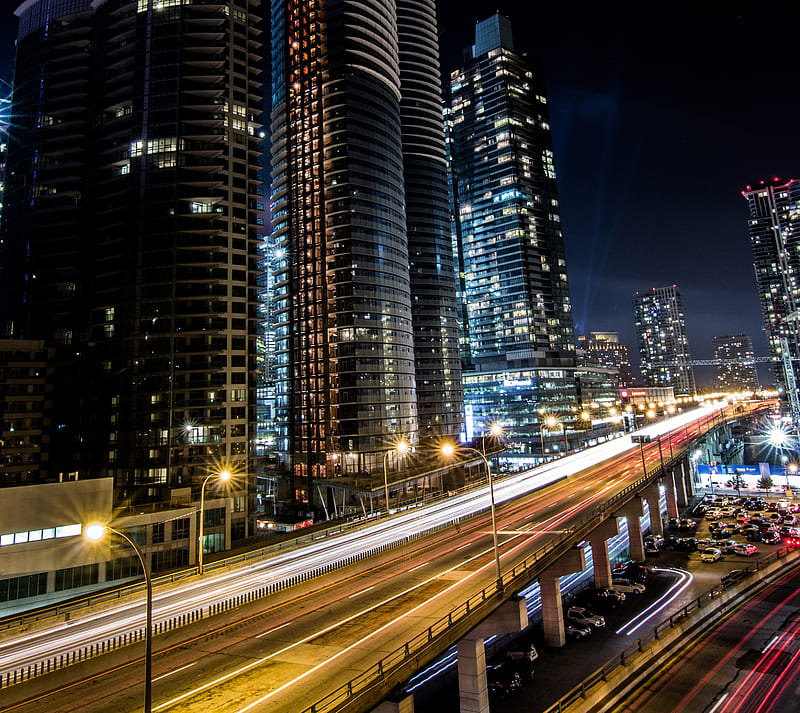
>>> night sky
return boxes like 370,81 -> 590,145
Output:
2,2 -> 799,386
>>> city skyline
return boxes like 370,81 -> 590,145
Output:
3,5 -> 797,386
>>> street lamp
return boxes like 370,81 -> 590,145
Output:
198,469 -> 232,575
382,439 -> 409,516
85,523 -> 152,713
787,462 -> 798,491
441,443 -> 503,592
544,415 -> 568,454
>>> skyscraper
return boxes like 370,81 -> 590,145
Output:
446,14 -> 578,451
713,334 -> 759,392
269,0 -> 463,505
742,178 -> 800,412
578,331 -> 635,388
1,0 -> 262,541
633,285 -> 696,397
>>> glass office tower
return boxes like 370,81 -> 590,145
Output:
633,285 -> 696,397
269,0 -> 462,506
2,0 -> 262,536
742,178 -> 800,410
447,14 -> 578,453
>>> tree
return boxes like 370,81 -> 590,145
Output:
757,475 -> 774,491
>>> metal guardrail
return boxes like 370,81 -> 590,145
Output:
0,402 -> 770,704
541,544 -> 797,713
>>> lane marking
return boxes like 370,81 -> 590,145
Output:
153,663 -> 196,682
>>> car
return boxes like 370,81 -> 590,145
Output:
612,563 -> 649,583
487,664 -> 523,697
700,547 -> 722,562
579,587 -> 626,606
783,514 -> 797,526
567,606 -> 605,628
705,508 -> 723,521
500,654 -> 535,682
675,537 -> 699,552
565,621 -> 592,639
709,539 -> 739,553
721,568 -> 752,586
785,535 -> 800,549
506,643 -> 538,663
611,578 -> 646,594
759,530 -> 781,544
732,543 -> 759,556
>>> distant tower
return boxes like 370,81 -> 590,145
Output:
741,178 -> 800,410
713,334 -> 759,392
633,286 -> 696,396
446,13 -> 578,442
578,332 -> 635,388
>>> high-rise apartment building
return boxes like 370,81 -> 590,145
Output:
742,178 -> 800,410
446,14 -> 578,451
268,0 -> 463,505
712,334 -> 759,392
578,331 -> 635,388
1,0 -> 262,542
633,285 -> 696,397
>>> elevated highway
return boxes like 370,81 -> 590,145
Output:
0,400 -> 774,713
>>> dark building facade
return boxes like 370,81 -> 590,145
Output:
633,285 -> 696,397
578,331 -> 635,388
446,14 -> 578,453
741,178 -> 800,412
1,0 -> 262,539
713,333 -> 759,393
269,0 -> 463,506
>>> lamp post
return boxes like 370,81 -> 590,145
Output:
545,415 -> 568,455
382,440 -> 409,516
442,442 -> 503,592
198,469 -> 232,575
787,462 -> 797,492
84,523 -> 152,713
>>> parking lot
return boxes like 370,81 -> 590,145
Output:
415,490 -> 796,712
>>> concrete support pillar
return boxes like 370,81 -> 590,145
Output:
456,598 -> 527,713
457,637 -> 489,713
587,518 -> 620,588
539,547 -> 587,648
371,695 -> 415,713
642,483 -> 663,535
672,465 -> 689,507
616,498 -> 645,563
681,459 -> 696,497
664,475 -> 679,519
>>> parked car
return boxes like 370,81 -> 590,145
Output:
506,643 -> 538,663
487,663 -> 523,697
783,514 -> 797,526
721,568 -> 752,586
700,547 -> 722,562
611,578 -> 646,594
709,539 -> 739,554
565,621 -> 592,639
612,563 -> 650,583
567,606 -> 605,628
675,537 -> 699,552
732,543 -> 759,556
759,530 -> 781,544
579,587 -> 626,606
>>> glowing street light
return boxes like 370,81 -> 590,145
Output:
544,415 -> 568,454
85,523 -> 152,713
198,469 -> 232,575
382,439 -> 410,516
441,443 -> 502,592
